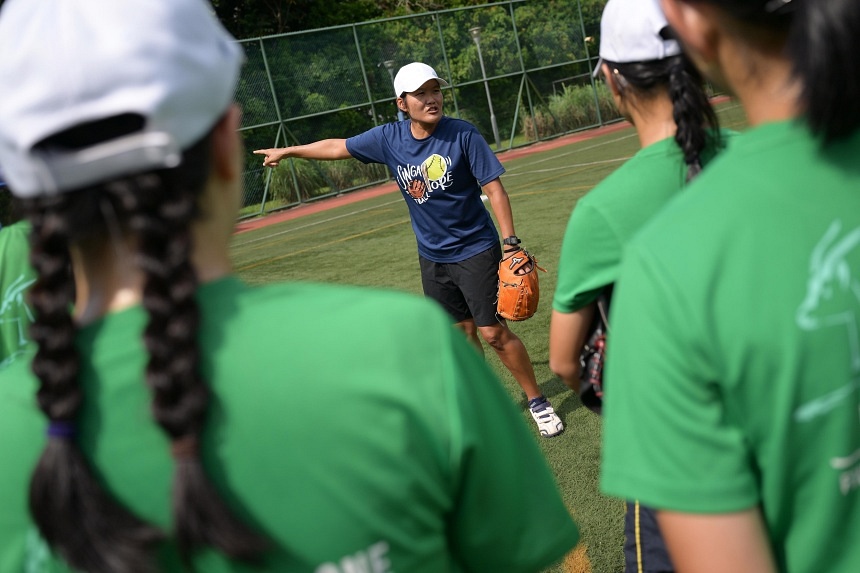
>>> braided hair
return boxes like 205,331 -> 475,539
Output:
607,52 -> 719,183
22,115 -> 266,573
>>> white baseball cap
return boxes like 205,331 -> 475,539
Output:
393,63 -> 450,97
593,0 -> 681,77
0,0 -> 244,198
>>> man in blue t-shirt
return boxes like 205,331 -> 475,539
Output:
255,62 -> 564,438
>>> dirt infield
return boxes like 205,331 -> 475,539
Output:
233,120 -> 634,235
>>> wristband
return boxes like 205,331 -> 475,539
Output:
503,236 -> 521,246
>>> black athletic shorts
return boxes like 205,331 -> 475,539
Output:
418,243 -> 502,327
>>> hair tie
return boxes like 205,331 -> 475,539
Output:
170,435 -> 199,460
47,421 -> 76,439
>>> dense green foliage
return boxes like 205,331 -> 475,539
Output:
0,0 -> 608,221
260,80 -> 621,208
523,82 -> 620,140
211,0 -> 607,40
233,1 -> 609,215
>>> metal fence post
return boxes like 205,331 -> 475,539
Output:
235,0 -> 615,220
578,0 -> 603,127
259,38 -> 287,213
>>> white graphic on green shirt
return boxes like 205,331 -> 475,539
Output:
796,220 -> 860,370
314,540 -> 392,573
832,404 -> 860,495
796,220 -> 860,495
1,272 -> 36,367
24,528 -> 50,573
794,378 -> 860,422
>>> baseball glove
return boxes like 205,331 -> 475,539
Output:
496,249 -> 547,321
579,289 -> 611,415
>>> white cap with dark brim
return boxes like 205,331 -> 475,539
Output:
393,62 -> 450,97
592,0 -> 681,78
0,0 -> 244,198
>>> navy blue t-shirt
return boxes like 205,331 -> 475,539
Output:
346,116 -> 504,263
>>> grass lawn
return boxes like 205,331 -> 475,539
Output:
229,101 -> 749,572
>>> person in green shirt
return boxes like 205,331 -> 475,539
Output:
549,0 -> 726,570
0,1 -> 580,572
0,196 -> 35,368
601,0 -> 860,572
549,0 -> 725,401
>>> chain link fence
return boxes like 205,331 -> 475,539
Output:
236,0 -> 618,219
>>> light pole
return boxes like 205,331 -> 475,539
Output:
383,59 -> 405,121
469,26 -> 501,149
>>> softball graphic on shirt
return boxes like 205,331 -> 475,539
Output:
398,154 -> 453,203
422,154 -> 448,182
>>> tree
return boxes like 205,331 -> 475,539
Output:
211,0 -> 390,38
211,0 -> 496,39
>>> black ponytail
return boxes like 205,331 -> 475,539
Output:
698,0 -> 860,141
789,0 -> 860,141
23,119 -> 266,572
609,53 -> 718,182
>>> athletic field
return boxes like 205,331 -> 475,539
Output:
229,101 -> 748,573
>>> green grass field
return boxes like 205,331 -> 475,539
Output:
229,102 -> 749,573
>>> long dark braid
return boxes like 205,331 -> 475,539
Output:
23,119 -> 266,571
25,191 -> 164,573
609,53 -> 719,182
667,56 -> 719,182
131,158 -> 267,561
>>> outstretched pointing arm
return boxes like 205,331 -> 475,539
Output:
253,139 -> 351,167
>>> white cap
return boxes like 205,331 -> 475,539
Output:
393,63 -> 450,97
0,0 -> 244,198
593,0 -> 681,77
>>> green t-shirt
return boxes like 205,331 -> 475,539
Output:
0,277 -> 578,572
601,119 -> 860,572
0,220 -> 35,368
553,131 -> 730,313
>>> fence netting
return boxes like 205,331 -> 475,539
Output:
236,0 -> 618,218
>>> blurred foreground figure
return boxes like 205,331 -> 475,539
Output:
550,1 -> 729,570
0,1 -> 579,572
601,0 -> 860,571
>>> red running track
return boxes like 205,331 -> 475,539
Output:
234,120 -> 634,235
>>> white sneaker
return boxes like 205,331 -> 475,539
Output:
528,396 -> 564,437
